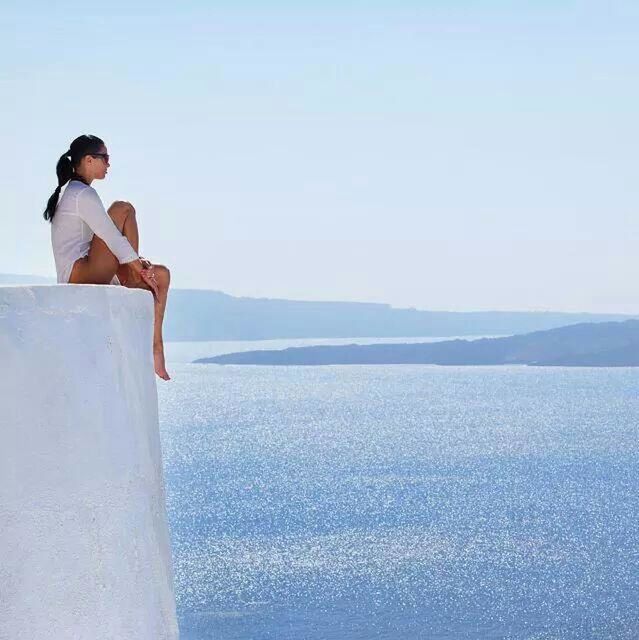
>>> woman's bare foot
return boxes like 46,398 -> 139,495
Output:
154,343 -> 170,381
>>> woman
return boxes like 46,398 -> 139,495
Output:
44,134 -> 171,381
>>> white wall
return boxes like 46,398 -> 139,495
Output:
0,285 -> 179,640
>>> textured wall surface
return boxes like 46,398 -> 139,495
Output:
0,285 -> 179,640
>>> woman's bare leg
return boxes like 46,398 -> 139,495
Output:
69,201 -> 171,380
150,265 -> 171,381
108,202 -> 171,380
109,202 -> 139,286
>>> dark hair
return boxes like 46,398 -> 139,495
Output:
43,134 -> 105,222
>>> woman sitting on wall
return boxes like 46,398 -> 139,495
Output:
44,134 -> 171,381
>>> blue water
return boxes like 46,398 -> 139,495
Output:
160,340 -> 639,639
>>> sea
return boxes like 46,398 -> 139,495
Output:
160,337 -> 639,640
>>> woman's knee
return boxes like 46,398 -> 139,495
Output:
107,201 -> 136,229
154,264 -> 171,288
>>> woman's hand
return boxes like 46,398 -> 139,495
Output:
141,268 -> 159,300
126,259 -> 159,300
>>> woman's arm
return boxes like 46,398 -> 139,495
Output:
76,188 -> 159,298
77,187 -> 138,265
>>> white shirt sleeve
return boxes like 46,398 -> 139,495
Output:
77,187 -> 139,265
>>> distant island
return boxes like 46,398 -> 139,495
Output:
3,274 -> 637,342
194,320 -> 639,366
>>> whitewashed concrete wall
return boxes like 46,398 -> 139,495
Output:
0,285 -> 179,640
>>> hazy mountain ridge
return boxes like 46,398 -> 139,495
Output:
164,289 -> 635,341
194,320 -> 639,366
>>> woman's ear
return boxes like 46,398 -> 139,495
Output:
83,156 -> 97,174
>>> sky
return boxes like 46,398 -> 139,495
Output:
1,1 -> 638,312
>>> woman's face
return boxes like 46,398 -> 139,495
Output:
80,144 -> 110,180
92,144 -> 110,180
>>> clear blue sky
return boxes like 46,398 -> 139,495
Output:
2,1 -> 638,312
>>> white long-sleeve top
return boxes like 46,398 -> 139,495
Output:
51,180 -> 138,283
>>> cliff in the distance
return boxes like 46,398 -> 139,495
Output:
164,288 -> 635,341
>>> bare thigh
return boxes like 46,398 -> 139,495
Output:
68,202 -> 135,285
68,237 -> 120,285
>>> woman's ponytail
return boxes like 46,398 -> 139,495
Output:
43,135 -> 105,222
43,151 -> 73,221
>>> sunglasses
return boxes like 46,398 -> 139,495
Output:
88,153 -> 110,163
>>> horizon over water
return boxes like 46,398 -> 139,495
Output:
159,339 -> 639,639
